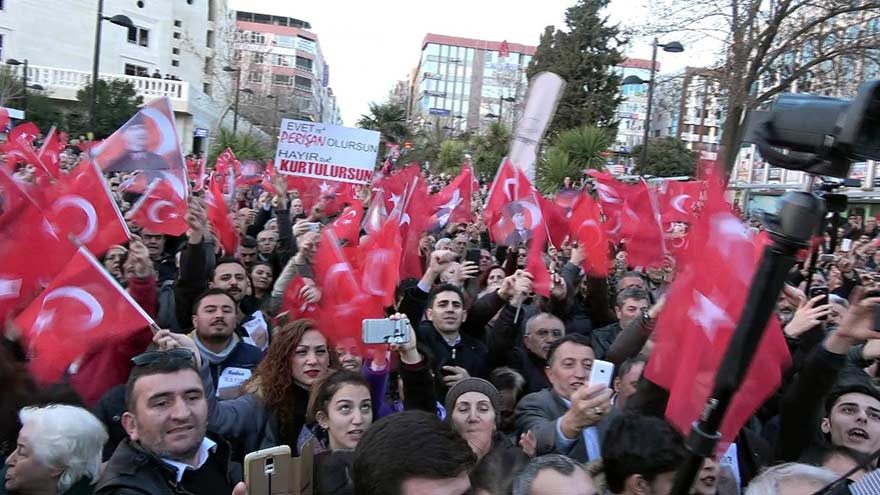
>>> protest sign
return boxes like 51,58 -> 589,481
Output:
274,119 -> 380,185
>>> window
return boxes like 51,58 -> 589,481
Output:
207,0 -> 216,21
295,56 -> 312,71
253,52 -> 265,64
173,32 -> 181,39
204,57 -> 212,74
124,63 -> 148,76
0,34 -> 3,61
273,74 -> 293,86
206,30 -> 214,48
248,31 -> 266,44
275,35 -> 296,48
127,27 -> 149,47
171,60 -> 179,67
294,76 -> 311,90
249,72 -> 263,83
172,47 -> 180,55
273,54 -> 291,67
203,82 -> 212,95
174,20 -> 182,27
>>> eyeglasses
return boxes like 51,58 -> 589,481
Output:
131,348 -> 195,366
531,328 -> 564,339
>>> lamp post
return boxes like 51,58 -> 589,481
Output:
622,38 -> 684,168
5,59 -> 43,117
498,95 -> 515,124
223,66 -> 253,136
90,0 -> 135,133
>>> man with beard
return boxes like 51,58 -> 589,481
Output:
96,349 -> 242,494
189,289 -> 262,400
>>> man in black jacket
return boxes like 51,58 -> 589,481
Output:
590,287 -> 650,360
488,308 -> 566,395
96,349 -> 242,494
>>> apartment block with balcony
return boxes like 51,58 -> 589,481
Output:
233,10 -> 341,129
408,34 -> 534,133
612,58 -> 656,168
0,0 -> 267,153
650,67 -> 725,160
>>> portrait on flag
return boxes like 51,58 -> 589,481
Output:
89,97 -> 185,174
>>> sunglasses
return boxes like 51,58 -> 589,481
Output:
131,347 -> 195,366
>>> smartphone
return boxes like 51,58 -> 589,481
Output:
244,445 -> 292,495
819,254 -> 836,263
841,238 -> 853,252
809,286 -> 830,321
588,359 -> 615,389
308,222 -> 321,233
465,248 -> 481,264
362,318 -> 410,345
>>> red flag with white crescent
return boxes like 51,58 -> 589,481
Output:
127,179 -> 189,236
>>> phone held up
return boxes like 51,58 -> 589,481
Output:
588,359 -> 614,389
362,318 -> 411,345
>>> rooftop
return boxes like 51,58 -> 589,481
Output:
235,10 -> 311,30
421,33 -> 536,56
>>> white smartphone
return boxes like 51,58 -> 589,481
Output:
841,238 -> 853,252
589,359 -> 615,389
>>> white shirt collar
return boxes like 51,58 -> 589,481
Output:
160,437 -> 217,484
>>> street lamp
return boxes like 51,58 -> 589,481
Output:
498,96 -> 516,123
622,38 -> 684,167
90,0 -> 135,133
6,59 -> 38,117
223,66 -> 252,136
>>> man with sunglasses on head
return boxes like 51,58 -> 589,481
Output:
96,344 -> 243,495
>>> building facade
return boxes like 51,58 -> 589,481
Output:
233,10 -> 341,127
408,34 -> 534,133
612,58 -> 655,167
650,67 -> 725,157
0,0 -> 270,153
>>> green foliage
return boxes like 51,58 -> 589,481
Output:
24,92 -> 65,131
470,122 -> 512,179
435,140 -> 466,173
527,0 -> 625,136
356,102 -> 408,144
536,126 -> 611,194
632,137 -> 697,177
69,80 -> 144,138
209,127 -> 273,164
398,121 -> 444,167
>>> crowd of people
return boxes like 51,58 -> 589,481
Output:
5,136 -> 880,495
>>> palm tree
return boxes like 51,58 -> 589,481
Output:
209,128 -> 273,164
356,103 -> 408,161
470,122 -> 512,179
536,126 -> 611,194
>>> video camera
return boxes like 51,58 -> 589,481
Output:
744,80 -> 880,178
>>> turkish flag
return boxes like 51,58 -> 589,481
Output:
288,176 -> 357,216
236,160 -> 263,187
128,178 -> 189,236
206,173 -> 238,255
1,122 -> 54,179
215,147 -> 241,177
37,126 -> 66,179
0,170 -> 74,321
657,180 -> 704,224
280,274 -> 319,321
47,160 -> 130,257
569,193 -> 610,276
485,159 -> 542,246
386,166 -> 430,279
525,227 -> 552,297
363,188 -> 388,234
618,180 -> 666,268
644,179 -> 790,444
329,200 -> 364,247
357,217 -> 402,308
15,247 -> 155,383
428,165 -> 475,231
537,193 -> 569,248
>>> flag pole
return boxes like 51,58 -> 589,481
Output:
669,189 -> 823,494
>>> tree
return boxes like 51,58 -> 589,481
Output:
435,140 -> 467,174
536,126 -> 611,193
68,80 -> 143,138
357,102 -> 408,160
209,127 -> 273,164
642,0 -> 880,170
631,137 -> 697,177
470,122 -> 512,179
527,0 -> 625,136
0,66 -> 64,130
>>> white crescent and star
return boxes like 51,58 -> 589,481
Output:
671,194 -> 692,215
361,249 -> 393,296
33,286 -> 104,335
147,199 -> 177,223
595,183 -> 622,204
516,200 -> 544,229
0,278 -> 22,299
52,195 -> 98,244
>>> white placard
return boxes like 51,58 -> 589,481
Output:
274,119 -> 380,185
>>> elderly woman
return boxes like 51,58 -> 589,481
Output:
445,378 -> 529,492
2,405 -> 108,495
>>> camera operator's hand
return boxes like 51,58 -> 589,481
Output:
783,295 -> 832,339
388,312 -> 420,364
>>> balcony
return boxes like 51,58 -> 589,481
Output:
21,64 -> 190,112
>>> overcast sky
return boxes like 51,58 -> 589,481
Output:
229,0 -> 718,125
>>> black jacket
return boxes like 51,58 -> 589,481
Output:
95,437 -> 242,495
487,303 -> 550,394
416,321 -> 489,393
